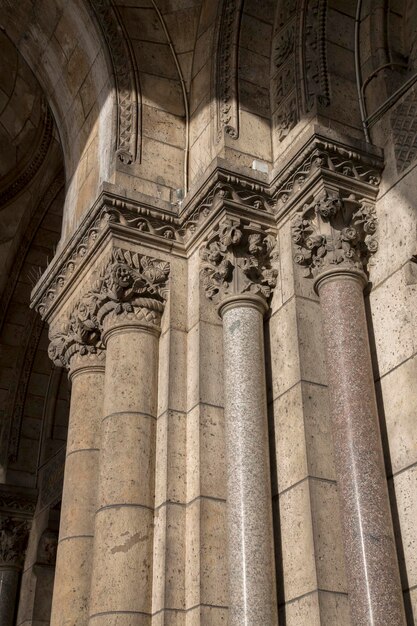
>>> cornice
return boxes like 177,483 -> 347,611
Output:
0,484 -> 37,520
30,131 -> 384,321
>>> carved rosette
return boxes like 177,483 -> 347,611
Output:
48,248 -> 170,369
291,190 -> 378,279
0,517 -> 30,569
200,218 -> 279,305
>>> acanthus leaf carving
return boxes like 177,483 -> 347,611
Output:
0,517 -> 30,568
48,248 -> 170,369
200,218 -> 278,304
291,190 -> 378,277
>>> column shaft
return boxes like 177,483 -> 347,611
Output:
220,296 -> 278,626
89,324 -> 159,625
317,271 -> 406,626
0,567 -> 19,626
50,363 -> 104,626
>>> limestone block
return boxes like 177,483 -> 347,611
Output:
279,591 -> 321,626
52,538 -> 92,625
186,605 -> 228,625
90,507 -> 154,615
154,503 -> 186,610
98,413 -> 155,509
370,179 -> 417,287
186,322 -> 223,410
318,591 -> 351,626
154,409 -> 187,507
391,466 -> 417,589
141,73 -> 184,117
186,403 -> 226,502
104,331 -> 159,417
268,299 -> 300,400
309,479 -> 347,592
185,498 -> 228,609
378,355 -> 417,475
59,450 -> 98,538
276,480 -> 317,602
369,266 -> 416,378
270,384 -> 308,495
158,328 -> 187,417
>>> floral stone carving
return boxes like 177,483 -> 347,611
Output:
49,248 -> 170,368
291,190 -> 378,277
0,517 -> 30,568
200,218 -> 278,304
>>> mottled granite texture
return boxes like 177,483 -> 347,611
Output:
0,567 -> 19,626
316,269 -> 406,626
220,295 -> 278,626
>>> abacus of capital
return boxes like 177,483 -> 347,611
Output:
28,131 -> 407,626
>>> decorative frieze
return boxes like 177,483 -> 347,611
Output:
200,217 -> 278,304
291,190 -> 378,277
0,517 -> 30,568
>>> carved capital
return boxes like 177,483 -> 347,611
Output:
48,248 -> 170,363
291,190 -> 378,279
93,248 -> 169,336
0,517 -> 30,568
48,298 -> 104,374
200,217 -> 278,305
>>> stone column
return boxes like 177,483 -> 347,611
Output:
87,248 -> 170,624
200,218 -> 279,625
48,317 -> 105,626
0,517 -> 29,626
292,191 -> 406,626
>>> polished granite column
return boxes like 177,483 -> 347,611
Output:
292,191 -> 406,625
48,351 -> 105,626
219,294 -> 278,626
0,518 -> 29,626
200,218 -> 279,626
315,268 -> 406,626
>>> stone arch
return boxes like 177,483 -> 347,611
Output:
0,0 -> 117,241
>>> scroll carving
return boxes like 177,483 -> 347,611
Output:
302,0 -> 330,110
291,190 -> 378,277
215,0 -> 243,141
90,0 -> 140,164
0,517 -> 30,568
200,218 -> 278,303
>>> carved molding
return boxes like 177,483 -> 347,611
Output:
0,517 -> 30,568
90,0 -> 140,164
302,0 -> 330,110
271,1 -> 299,142
200,217 -> 278,304
0,486 -> 37,518
272,140 -> 382,213
31,137 -> 383,320
0,101 -> 54,207
48,247 -> 169,369
291,189 -> 378,277
215,0 -> 243,141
